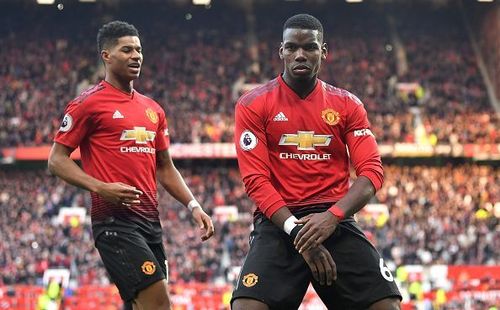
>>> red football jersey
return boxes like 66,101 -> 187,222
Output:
55,81 -> 169,223
234,75 -> 383,219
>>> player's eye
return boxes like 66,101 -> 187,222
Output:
302,44 -> 318,51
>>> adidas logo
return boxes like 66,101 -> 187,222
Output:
112,110 -> 124,119
273,112 -> 288,122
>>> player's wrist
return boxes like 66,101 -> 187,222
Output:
186,199 -> 202,212
328,205 -> 345,221
283,215 -> 303,240
92,181 -> 107,195
289,224 -> 303,241
283,215 -> 298,234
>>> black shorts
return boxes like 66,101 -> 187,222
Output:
231,215 -> 401,310
94,220 -> 167,302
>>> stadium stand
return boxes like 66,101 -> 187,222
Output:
0,0 -> 498,309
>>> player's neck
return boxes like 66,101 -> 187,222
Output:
282,73 -> 317,99
105,75 -> 134,94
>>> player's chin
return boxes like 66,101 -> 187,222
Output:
128,72 -> 141,80
127,67 -> 141,78
292,73 -> 314,81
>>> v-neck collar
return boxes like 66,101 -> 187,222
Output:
278,74 -> 322,101
102,80 -> 135,100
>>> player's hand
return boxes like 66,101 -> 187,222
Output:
96,182 -> 143,207
191,207 -> 215,241
301,245 -> 337,286
294,211 -> 339,253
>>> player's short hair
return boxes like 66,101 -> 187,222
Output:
283,14 -> 324,42
97,21 -> 139,53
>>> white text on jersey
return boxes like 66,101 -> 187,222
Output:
353,129 -> 373,137
279,153 -> 331,161
120,146 -> 156,154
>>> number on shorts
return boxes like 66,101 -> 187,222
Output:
379,258 -> 394,282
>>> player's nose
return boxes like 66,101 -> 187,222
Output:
131,50 -> 142,61
294,48 -> 307,61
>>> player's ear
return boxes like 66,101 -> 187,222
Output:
321,42 -> 328,60
101,49 -> 111,63
279,42 -> 284,60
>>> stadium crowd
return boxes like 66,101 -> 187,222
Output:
1,2 -> 499,308
1,164 -> 498,287
0,3 -> 498,148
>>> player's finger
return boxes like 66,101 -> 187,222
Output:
119,191 -> 141,200
303,232 -> 330,252
300,237 -> 320,254
320,253 -> 333,286
315,255 -> 326,285
324,250 -> 337,281
294,224 -> 306,246
205,217 -> 215,238
120,198 -> 140,205
118,184 -> 143,195
294,214 -> 314,224
201,218 -> 214,241
297,230 -> 318,253
299,231 -> 321,252
294,222 -> 314,246
307,261 -> 319,283
125,188 -> 143,195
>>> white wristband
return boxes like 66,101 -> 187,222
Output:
187,199 -> 201,212
283,215 -> 299,235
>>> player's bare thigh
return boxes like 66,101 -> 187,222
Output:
133,279 -> 171,310
368,297 -> 401,310
232,297 -> 270,310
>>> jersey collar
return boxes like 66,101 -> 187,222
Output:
278,74 -> 322,101
101,80 -> 135,99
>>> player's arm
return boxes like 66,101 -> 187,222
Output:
156,149 -> 214,241
294,176 -> 377,253
234,100 -> 296,229
294,96 -> 383,253
49,98 -> 142,206
48,142 -> 142,206
235,101 -> 309,238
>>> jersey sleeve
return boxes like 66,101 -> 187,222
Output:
344,93 -> 384,191
54,100 -> 94,149
155,109 -> 170,151
234,99 -> 286,219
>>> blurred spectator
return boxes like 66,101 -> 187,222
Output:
1,164 -> 498,286
0,2 -> 497,146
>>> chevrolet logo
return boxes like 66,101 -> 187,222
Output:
279,131 -> 332,150
120,127 -> 156,144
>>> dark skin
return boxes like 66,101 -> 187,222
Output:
101,36 -> 143,94
48,35 -> 214,310
277,28 -> 336,286
294,176 -> 376,253
279,28 -> 327,98
278,29 -> 379,254
235,28 -> 401,310
234,28 -> 335,310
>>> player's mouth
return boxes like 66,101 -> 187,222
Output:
128,63 -> 141,73
292,65 -> 311,74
